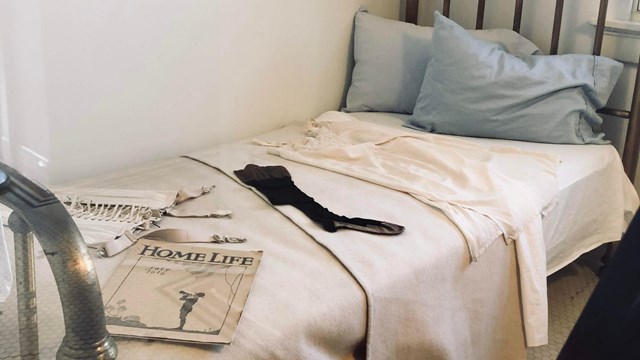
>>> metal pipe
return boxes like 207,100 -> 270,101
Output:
0,163 -> 117,359
10,213 -> 40,359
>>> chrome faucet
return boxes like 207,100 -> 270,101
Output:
0,162 -> 117,359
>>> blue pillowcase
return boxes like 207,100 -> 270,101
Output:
406,11 -> 623,144
345,11 -> 431,114
344,11 -> 542,114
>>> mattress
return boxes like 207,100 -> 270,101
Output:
0,112 -> 636,360
349,111 -> 639,274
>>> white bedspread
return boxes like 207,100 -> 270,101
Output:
189,111 -> 559,352
2,112 -> 634,359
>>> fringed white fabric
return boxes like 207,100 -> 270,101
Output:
49,185 -> 230,257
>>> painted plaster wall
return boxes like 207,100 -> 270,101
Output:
0,0 -> 401,184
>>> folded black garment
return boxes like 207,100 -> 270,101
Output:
234,164 -> 404,235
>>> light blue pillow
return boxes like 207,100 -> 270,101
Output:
407,12 -> 623,144
344,11 -> 542,114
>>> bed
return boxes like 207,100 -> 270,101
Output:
1,0 -> 639,359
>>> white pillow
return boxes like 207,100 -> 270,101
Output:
344,11 -> 542,114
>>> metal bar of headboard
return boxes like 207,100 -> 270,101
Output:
593,0 -> 609,55
443,0 -> 451,17
550,0 -> 564,55
406,0 -> 420,25
599,108 -> 631,119
513,0 -> 524,33
476,0 -> 486,29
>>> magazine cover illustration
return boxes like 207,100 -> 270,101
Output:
101,239 -> 262,344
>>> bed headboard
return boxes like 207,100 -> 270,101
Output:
405,0 -> 640,183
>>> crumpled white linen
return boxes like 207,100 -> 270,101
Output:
190,131 -> 528,359
265,111 -> 559,346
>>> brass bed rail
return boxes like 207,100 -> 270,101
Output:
405,0 -> 640,184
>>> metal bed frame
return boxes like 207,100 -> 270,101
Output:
405,0 -> 640,184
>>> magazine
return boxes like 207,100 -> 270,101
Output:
100,239 -> 262,344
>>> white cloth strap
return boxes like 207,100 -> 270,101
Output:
0,209 -> 11,302
99,228 -> 246,257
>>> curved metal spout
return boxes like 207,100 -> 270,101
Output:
0,162 -> 117,359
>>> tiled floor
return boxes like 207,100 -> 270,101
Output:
526,248 -> 603,359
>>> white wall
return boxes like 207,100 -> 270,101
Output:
3,0 -> 636,185
0,0 -> 401,184
0,0 -> 52,182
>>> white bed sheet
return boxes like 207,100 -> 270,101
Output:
349,111 -> 639,274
